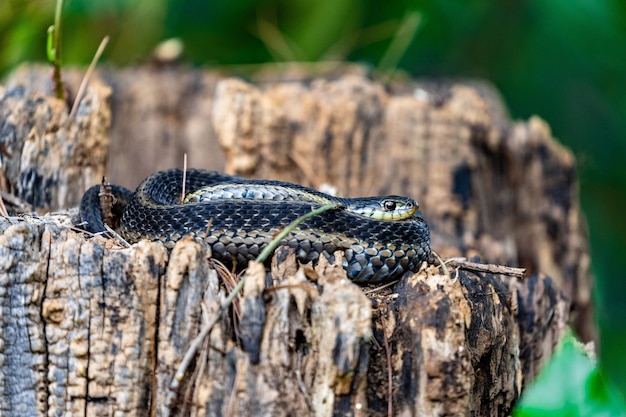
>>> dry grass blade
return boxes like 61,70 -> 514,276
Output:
378,11 -> 422,77
180,153 -> 187,203
69,36 -> 109,118
210,257 -> 244,325
255,9 -> 302,61
432,250 -> 449,278
0,195 -> 9,218
104,225 -> 131,248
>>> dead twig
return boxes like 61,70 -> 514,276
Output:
97,180 -> 117,230
443,257 -> 526,279
0,190 -> 34,214
362,278 -> 399,295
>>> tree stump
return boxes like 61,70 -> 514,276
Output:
0,65 -> 586,416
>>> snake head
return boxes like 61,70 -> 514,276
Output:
348,196 -> 419,221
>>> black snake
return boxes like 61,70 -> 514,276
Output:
79,169 -> 431,283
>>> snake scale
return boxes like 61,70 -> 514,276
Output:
79,169 -> 431,283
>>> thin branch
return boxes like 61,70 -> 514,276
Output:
444,257 -> 526,280
362,278 -> 399,295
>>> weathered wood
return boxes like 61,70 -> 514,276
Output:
0,213 -> 164,416
0,65 -> 585,416
0,215 -> 567,416
1,66 -> 110,211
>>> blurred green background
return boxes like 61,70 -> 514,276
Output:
2,0 -> 626,409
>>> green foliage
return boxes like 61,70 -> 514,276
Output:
514,333 -> 626,417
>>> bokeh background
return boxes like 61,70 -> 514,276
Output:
2,0 -> 625,407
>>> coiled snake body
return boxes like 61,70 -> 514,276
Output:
80,169 -> 431,283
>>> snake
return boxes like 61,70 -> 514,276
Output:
79,169 -> 431,283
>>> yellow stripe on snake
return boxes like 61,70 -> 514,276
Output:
80,169 -> 431,283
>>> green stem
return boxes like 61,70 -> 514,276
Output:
51,0 -> 64,100
223,203 -> 339,306
46,26 -> 55,63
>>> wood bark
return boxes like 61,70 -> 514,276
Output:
0,65 -> 585,416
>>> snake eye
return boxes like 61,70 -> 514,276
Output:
383,200 -> 397,211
